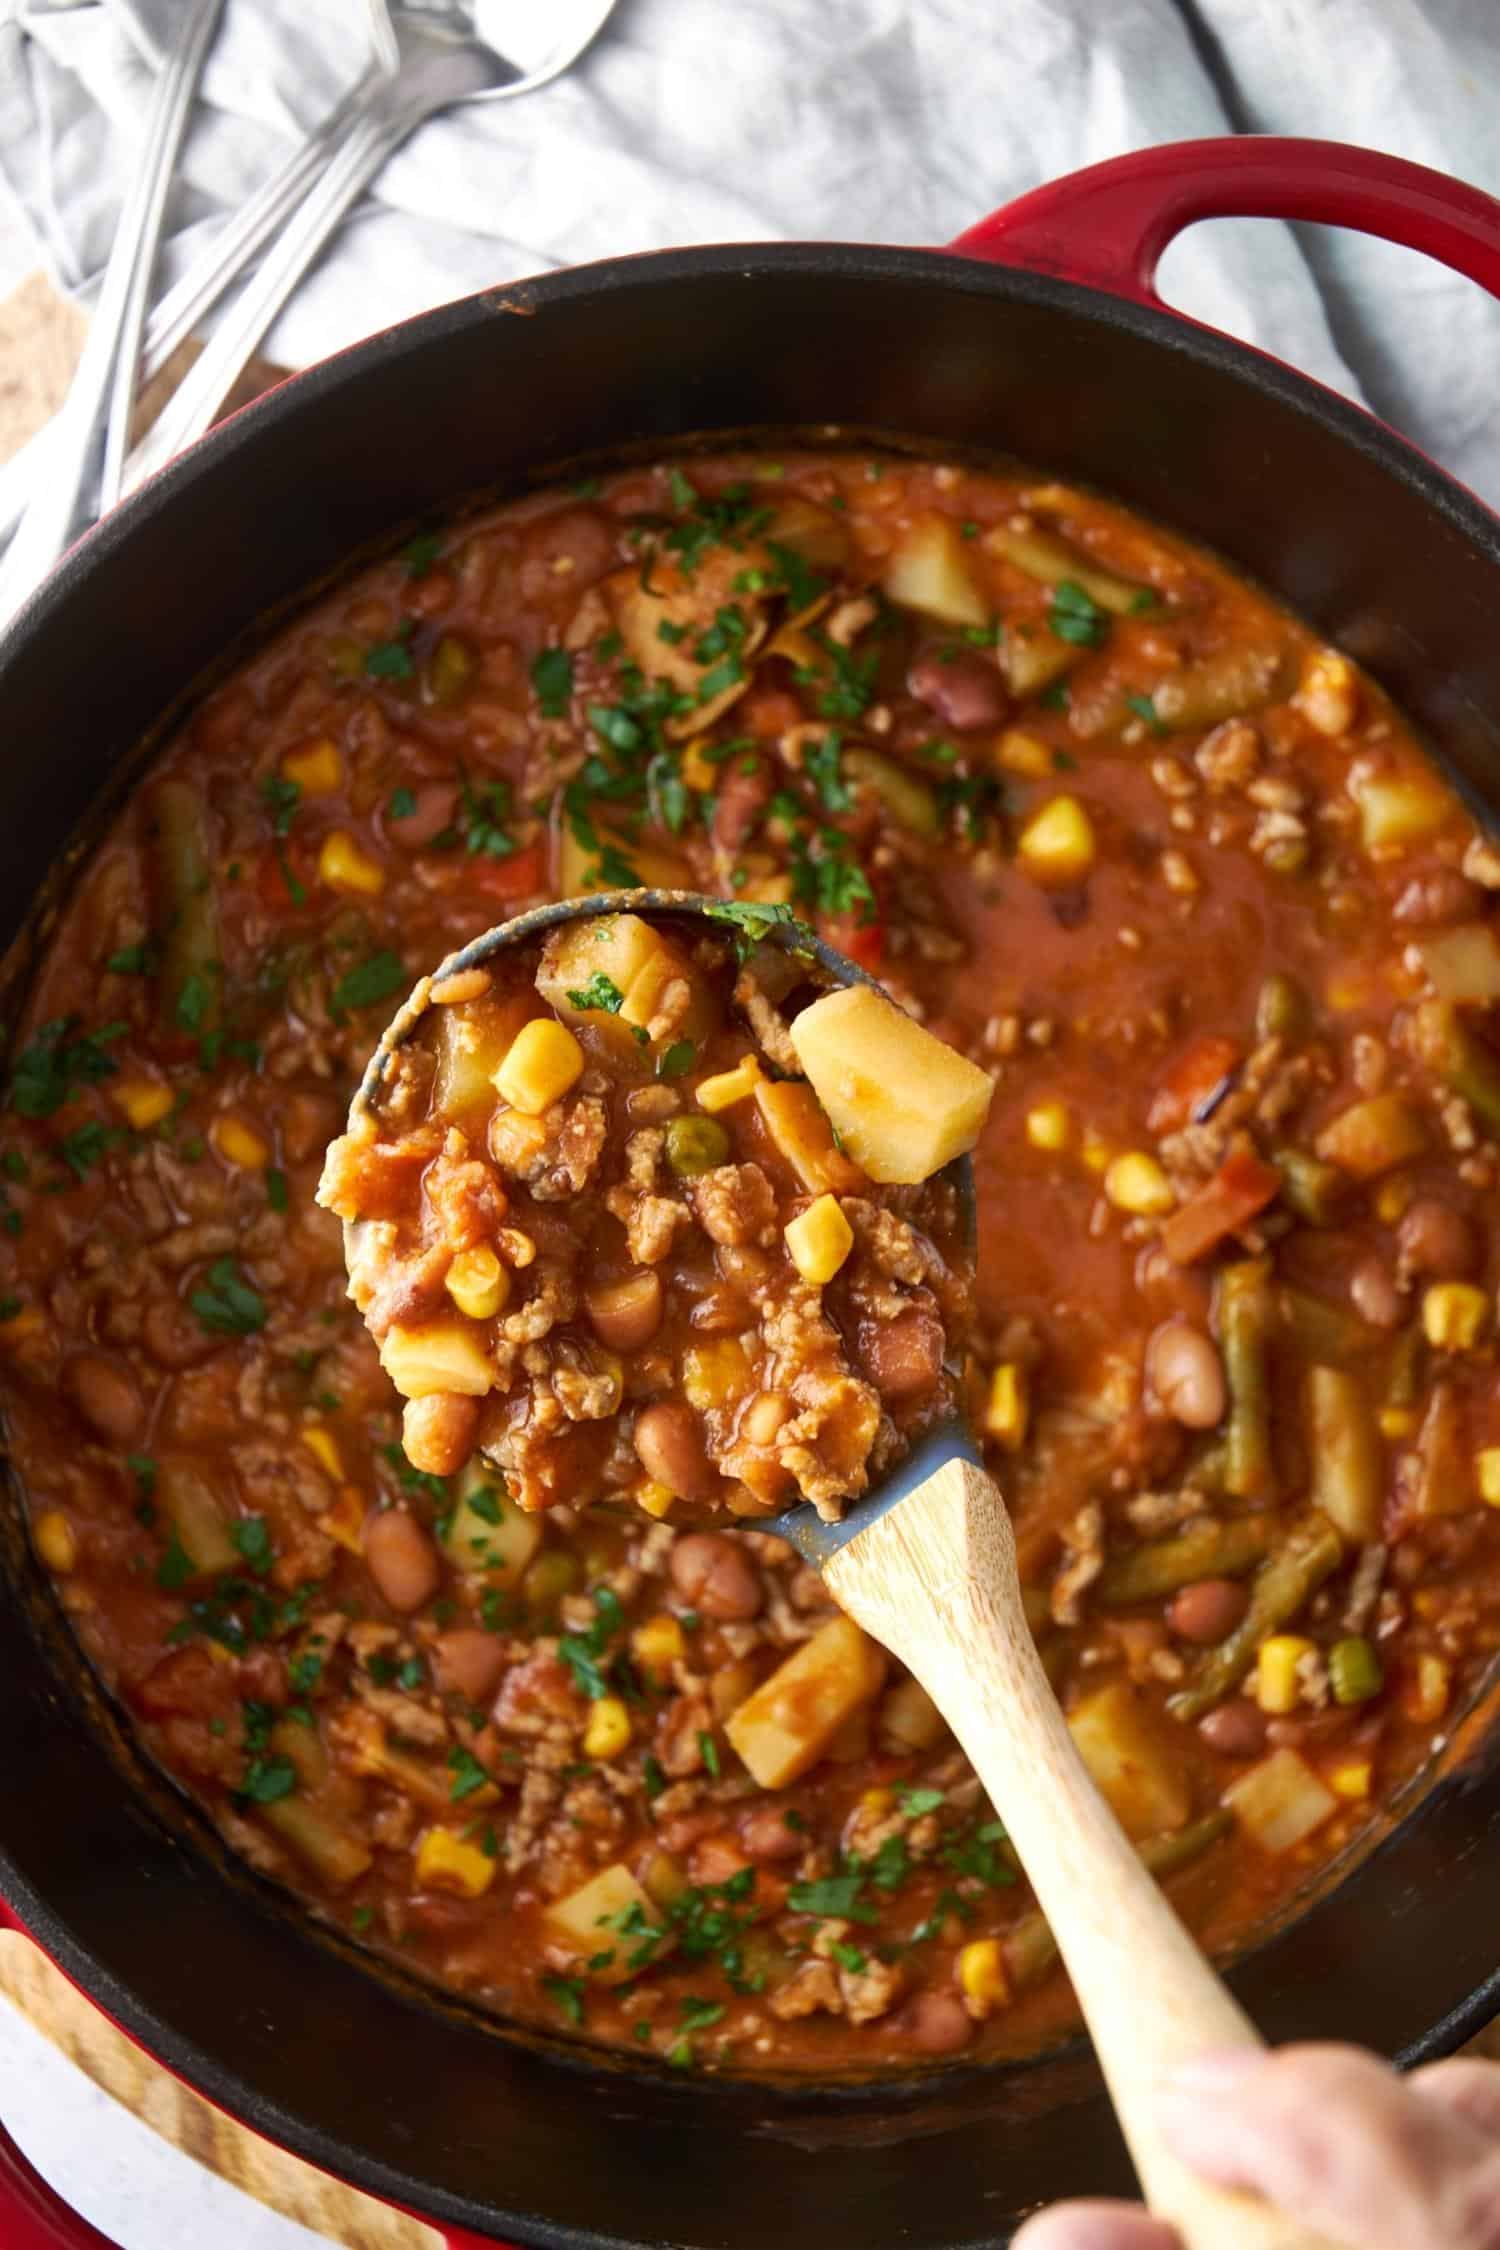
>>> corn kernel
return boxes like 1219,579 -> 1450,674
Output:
996,729 -> 1052,779
582,1695 -> 632,1762
317,829 -> 386,897
642,1849 -> 689,1908
635,1480 -> 676,1520
1103,1151 -> 1175,1218
1373,1176 -> 1414,1225
1422,1281 -> 1490,1352
1478,1448 -> 1500,1507
1405,1652 -> 1451,1725
414,1826 -> 497,1900
631,1614 -> 685,1678
493,1018 -> 583,1115
957,1937 -> 1010,2018
110,1078 -> 174,1131
1016,794 -> 1096,885
683,1337 -> 752,1412
211,1114 -> 270,1171
1025,1101 -> 1072,1152
1328,1757 -> 1373,1801
296,1425 -> 340,1482
1255,1635 -> 1316,1716
982,1363 -> 1029,1450
321,1486 -> 366,1553
1379,1407 -> 1418,1441
784,1194 -> 855,1285
445,1244 -> 510,1321
1081,1127 -> 1114,1175
280,737 -> 343,795
33,1509 -> 78,1574
680,739 -> 717,791
696,1056 -> 762,1114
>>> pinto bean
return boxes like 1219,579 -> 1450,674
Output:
1397,1197 -> 1479,1282
432,1629 -> 508,1705
1167,1578 -> 1248,1645
669,1531 -> 763,1620
1147,1321 -> 1226,1430
711,759 -> 772,852
861,1308 -> 945,1401
738,1803 -> 806,1864
906,648 -> 1007,732
142,1296 -> 220,1371
901,1987 -> 975,2055
585,1270 -> 663,1352
385,781 -> 458,848
634,1402 -> 718,1501
520,506 -> 617,593
63,1353 -> 143,1443
1197,1699 -> 1268,1758
1349,1256 -> 1401,1329
402,1392 -> 481,1478
364,1509 -> 442,1614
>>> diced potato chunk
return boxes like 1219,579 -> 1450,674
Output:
1067,1681 -> 1192,1840
618,945 -> 717,1053
261,1798 -> 373,1889
1304,1365 -> 1383,1542
441,1463 -> 542,1584
1001,623 -> 1077,700
556,814 -> 691,899
380,1319 -> 494,1400
1224,1747 -> 1337,1852
433,993 -> 533,1120
726,1616 -> 886,1789
883,518 -> 987,628
753,1076 -> 863,1194
157,1460 -> 239,1579
788,984 -> 994,1184
545,1862 -> 664,1983
1416,923 -> 1500,1005
1315,1093 -> 1427,1179
536,914 -> 715,1059
1351,766 -> 1451,851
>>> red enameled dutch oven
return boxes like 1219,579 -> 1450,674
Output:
6,135 -> 1500,2250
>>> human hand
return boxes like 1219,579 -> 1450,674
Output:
1012,2044 -> 1500,2249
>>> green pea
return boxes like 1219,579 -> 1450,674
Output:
1254,971 -> 1309,1044
1328,1635 -> 1384,1706
665,1115 -> 730,1178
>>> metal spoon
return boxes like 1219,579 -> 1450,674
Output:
122,0 -> 618,500
341,890 -> 1335,2250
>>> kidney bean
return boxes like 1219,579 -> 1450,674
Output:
364,1509 -> 442,1614
1391,868 -> 1483,926
1197,1699 -> 1268,1758
1398,1197 -> 1479,1282
1167,1577 -> 1249,1645
519,507 -> 616,593
385,780 -> 457,848
906,648 -> 1007,732
63,1353 -> 143,1443
634,1402 -> 718,1501
738,1803 -> 806,1864
432,1629 -> 508,1705
901,1988 -> 975,2056
861,1308 -> 945,1401
403,1393 -> 480,1478
142,1297 -> 220,1371
711,759 -> 772,852
1349,1255 -> 1401,1329
1147,1321 -> 1227,1430
669,1531 -> 763,1621
585,1270 -> 663,1353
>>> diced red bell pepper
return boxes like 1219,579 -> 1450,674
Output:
821,911 -> 886,972
470,838 -> 547,903
1160,1144 -> 1283,1266
1146,1035 -> 1243,1136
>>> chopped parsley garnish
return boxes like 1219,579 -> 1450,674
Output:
647,750 -> 691,835
790,830 -> 876,924
233,1515 -> 275,1576
679,1996 -> 726,2032
803,730 -> 851,812
387,786 -> 417,820
176,972 -> 212,1035
939,1819 -> 1016,1888
127,1454 -> 157,1500
458,772 -> 516,859
59,1120 -> 121,1179
702,898 -> 813,960
865,1834 -> 910,1892
542,1974 -> 586,2026
156,1529 -> 195,1592
787,1875 -> 876,1924
402,532 -> 444,579
765,539 -> 828,612
378,1441 -> 449,1507
642,1753 -> 666,1800
565,972 -> 626,1015
1049,579 -> 1109,648
558,1585 -> 625,1701
667,1866 -> 760,1986
106,940 -> 156,975
796,632 -> 878,721
895,1785 -> 945,1817
698,1730 -> 720,1779
829,1940 -> 867,1973
1039,679 -> 1071,711
189,1257 -> 267,1337
330,950 -> 407,1017
656,477 -> 772,579
9,1017 -> 125,1117
1124,691 -> 1168,736
366,623 -> 415,679
265,1166 -> 289,1214
531,646 -> 574,719
260,774 -> 301,837
288,1648 -> 324,1696
397,1656 -> 426,1691
656,1039 -> 696,1081
465,1483 -> 504,1525
351,1905 -> 375,1933
447,1746 -> 491,1802
240,1753 -> 297,1805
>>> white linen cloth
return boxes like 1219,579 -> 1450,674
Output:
1,2 -> 1500,2243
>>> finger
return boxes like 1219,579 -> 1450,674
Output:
1156,2044 -> 1500,2250
1411,2058 -> 1500,2142
1012,2202 -> 1181,2250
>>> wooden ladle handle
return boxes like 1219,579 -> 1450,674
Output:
824,1456 -> 1340,2250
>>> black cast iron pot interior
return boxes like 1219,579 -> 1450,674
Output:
5,243 -> 1500,2250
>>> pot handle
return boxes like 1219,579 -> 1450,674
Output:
0,1898 -> 501,2250
950,135 -> 1500,310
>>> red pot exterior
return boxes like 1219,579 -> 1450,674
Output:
4,136 -> 1500,2250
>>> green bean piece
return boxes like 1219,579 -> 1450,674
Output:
843,749 -> 940,838
1182,1440 -> 1229,1497
1409,1380 -> 1473,1518
1168,1512 -> 1344,1722
1385,1322 -> 1424,1409
424,632 -> 476,708
1279,1285 -> 1374,1365
1273,1149 -> 1346,1226
1328,1635 -> 1384,1707
665,1115 -> 731,1178
149,780 -> 221,1038
1216,1260 -> 1276,1501
983,523 -> 1145,614
1002,1810 -> 1233,1990
1304,1365 -> 1383,1543
1409,998 -> 1500,1132
1255,971 -> 1310,1046
1097,1513 -> 1276,1606
1149,643 -> 1289,732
